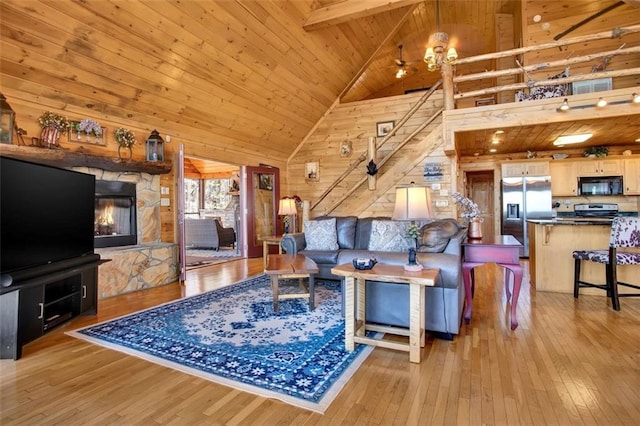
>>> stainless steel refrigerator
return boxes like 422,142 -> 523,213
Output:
501,176 -> 552,257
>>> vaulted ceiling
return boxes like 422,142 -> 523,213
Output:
0,0 -> 638,164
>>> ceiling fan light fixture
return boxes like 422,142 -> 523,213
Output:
553,133 -> 592,146
395,68 -> 407,79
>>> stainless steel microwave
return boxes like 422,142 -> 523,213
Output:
578,176 -> 623,196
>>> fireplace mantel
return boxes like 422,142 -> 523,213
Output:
0,144 -> 172,174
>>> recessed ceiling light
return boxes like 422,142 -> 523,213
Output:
489,148 -> 497,153
495,130 -> 504,134
492,139 -> 500,145
553,133 -> 592,146
636,138 -> 640,143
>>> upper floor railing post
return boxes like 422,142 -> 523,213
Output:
441,62 -> 455,110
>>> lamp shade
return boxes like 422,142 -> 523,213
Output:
278,198 -> 297,216
392,185 -> 434,221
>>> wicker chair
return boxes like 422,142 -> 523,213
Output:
215,219 -> 236,249
572,217 -> 640,310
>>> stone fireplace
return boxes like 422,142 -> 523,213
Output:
73,167 -> 178,299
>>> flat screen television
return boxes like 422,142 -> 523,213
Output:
1,157 -> 96,281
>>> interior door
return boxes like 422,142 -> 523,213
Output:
467,171 -> 495,238
240,166 -> 280,258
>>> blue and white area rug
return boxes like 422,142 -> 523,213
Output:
68,275 -> 374,413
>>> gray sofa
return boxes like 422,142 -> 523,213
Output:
280,216 -> 467,338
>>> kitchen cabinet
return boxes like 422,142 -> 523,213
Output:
550,161 -> 578,196
501,161 -> 550,177
576,158 -> 622,176
623,158 -> 640,195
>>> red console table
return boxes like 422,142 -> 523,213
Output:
462,235 -> 523,330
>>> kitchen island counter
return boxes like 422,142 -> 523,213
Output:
528,220 -> 636,294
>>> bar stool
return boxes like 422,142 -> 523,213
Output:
572,217 -> 640,310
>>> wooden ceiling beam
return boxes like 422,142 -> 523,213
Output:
303,0 -> 423,31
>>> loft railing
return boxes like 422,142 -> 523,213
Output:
450,24 -> 640,102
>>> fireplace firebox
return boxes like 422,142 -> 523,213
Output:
94,180 -> 137,248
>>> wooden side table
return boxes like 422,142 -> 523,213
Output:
331,263 -> 439,363
259,235 -> 283,269
264,254 -> 319,312
462,234 -> 523,330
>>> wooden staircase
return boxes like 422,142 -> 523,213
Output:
309,82 -> 445,217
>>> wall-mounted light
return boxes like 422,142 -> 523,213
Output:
596,97 -> 607,107
558,98 -> 570,111
633,93 -> 640,103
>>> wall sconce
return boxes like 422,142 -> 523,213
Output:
0,93 -> 15,145
145,129 -> 164,162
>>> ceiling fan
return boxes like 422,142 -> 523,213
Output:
394,44 -> 408,79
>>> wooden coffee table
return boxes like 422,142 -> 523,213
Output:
264,254 -> 319,312
331,263 -> 439,363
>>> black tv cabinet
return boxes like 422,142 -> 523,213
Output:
0,254 -> 101,360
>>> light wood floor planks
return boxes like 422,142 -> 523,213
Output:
1,258 -> 639,425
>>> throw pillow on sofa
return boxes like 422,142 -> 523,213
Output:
303,218 -> 339,250
417,219 -> 461,253
368,220 -> 414,252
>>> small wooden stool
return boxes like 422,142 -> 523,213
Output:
264,254 -> 319,312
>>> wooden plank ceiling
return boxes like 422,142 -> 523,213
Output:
0,1 -> 638,163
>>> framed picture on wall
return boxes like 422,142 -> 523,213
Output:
376,121 -> 395,137
305,161 -> 319,182
258,173 -> 273,190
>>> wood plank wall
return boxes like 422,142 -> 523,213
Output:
285,91 -> 457,220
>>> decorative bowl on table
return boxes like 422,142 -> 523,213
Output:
352,258 -> 377,270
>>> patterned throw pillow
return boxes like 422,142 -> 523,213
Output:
304,218 -> 339,251
368,220 -> 414,252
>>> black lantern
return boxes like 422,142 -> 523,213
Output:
145,129 -> 164,162
0,93 -> 15,145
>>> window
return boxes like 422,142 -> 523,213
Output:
184,178 -> 200,215
184,178 -> 232,217
203,179 -> 231,210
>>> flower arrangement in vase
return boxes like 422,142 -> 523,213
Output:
38,111 -> 70,148
114,127 -> 136,160
451,192 -> 483,239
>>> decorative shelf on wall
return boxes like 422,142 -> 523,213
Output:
0,144 -> 172,175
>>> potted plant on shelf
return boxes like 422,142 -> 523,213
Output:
451,192 -> 483,239
584,146 -> 608,158
114,127 -> 136,161
38,111 -> 70,148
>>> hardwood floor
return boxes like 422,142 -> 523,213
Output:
2,258 -> 639,425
